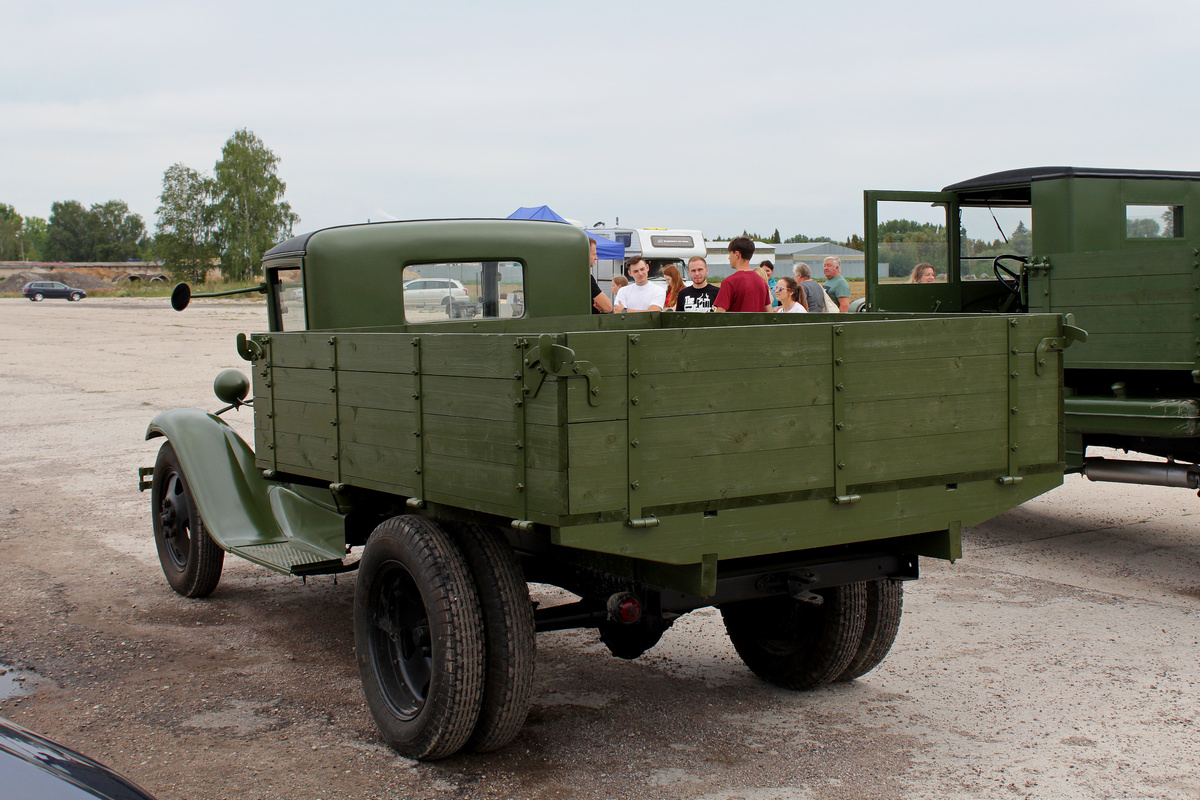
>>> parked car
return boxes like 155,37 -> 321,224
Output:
0,716 -> 158,799
401,277 -> 468,310
22,281 -> 87,302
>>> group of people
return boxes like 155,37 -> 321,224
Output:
589,236 -> 852,315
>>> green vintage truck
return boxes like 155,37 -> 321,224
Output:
142,218 -> 1073,760
863,166 -> 1200,490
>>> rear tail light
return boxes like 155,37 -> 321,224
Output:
607,592 -> 642,624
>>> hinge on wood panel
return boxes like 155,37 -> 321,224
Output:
522,334 -> 602,406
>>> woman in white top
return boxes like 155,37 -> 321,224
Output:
773,276 -> 807,313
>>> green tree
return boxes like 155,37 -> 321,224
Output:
45,200 -> 93,261
89,200 -> 146,261
22,216 -> 48,260
156,163 -> 219,282
769,228 -> 781,244
214,129 -> 298,280
0,204 -> 23,260
43,200 -> 145,262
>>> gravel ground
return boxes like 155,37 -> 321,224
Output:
0,297 -> 1198,800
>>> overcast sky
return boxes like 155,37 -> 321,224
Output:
4,0 -> 1198,241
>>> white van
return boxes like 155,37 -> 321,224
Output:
587,227 -> 706,283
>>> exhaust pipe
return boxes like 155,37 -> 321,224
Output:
1082,458 -> 1200,489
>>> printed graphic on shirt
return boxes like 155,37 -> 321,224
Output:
677,285 -> 720,312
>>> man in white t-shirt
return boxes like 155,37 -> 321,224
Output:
614,257 -> 666,312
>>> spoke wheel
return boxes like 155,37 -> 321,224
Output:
837,579 -> 904,682
32,293 -> 43,301
721,583 -> 867,690
150,442 -> 224,598
354,516 -> 485,761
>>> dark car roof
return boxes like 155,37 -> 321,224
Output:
0,717 -> 157,800
944,167 -> 1200,200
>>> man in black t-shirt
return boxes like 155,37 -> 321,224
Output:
676,256 -> 720,312
587,237 -> 613,314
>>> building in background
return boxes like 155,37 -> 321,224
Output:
703,241 -> 776,280
772,242 -> 871,279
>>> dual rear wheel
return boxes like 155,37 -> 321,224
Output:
721,579 -> 903,690
353,516 -> 534,760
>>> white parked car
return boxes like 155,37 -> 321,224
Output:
402,278 -> 469,310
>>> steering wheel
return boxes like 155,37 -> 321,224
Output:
992,254 -> 1029,297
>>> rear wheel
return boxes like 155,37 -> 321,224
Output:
150,442 -> 224,597
354,516 -> 485,760
721,583 -> 867,690
446,523 -> 535,753
31,292 -> 43,302
837,579 -> 903,682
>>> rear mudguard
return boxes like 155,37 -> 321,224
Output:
146,408 -> 347,573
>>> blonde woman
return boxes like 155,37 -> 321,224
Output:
773,276 -> 807,313
909,263 -> 937,283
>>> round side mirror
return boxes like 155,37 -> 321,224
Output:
213,369 -> 250,407
171,283 -> 192,311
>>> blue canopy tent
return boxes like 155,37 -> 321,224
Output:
507,206 -> 625,260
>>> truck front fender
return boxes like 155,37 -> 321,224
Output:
145,408 -> 346,571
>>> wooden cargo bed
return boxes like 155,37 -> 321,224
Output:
250,311 -> 1065,566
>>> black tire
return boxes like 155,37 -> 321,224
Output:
446,523 -> 535,753
721,583 -> 867,690
69,292 -> 82,301
598,616 -> 672,660
32,292 -> 43,302
354,516 -> 485,761
837,579 -> 903,682
150,442 -> 224,598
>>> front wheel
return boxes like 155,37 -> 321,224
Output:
150,442 -> 224,597
69,292 -> 82,301
354,516 -> 486,761
721,583 -> 867,690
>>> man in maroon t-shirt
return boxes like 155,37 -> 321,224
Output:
713,236 -> 771,313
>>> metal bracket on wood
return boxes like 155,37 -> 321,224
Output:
236,332 -> 263,362
1034,322 -> 1086,376
1005,318 -> 1021,482
329,336 -> 341,483
522,334 -> 602,406
830,325 -> 850,503
260,336 -> 277,475
626,334 -> 643,524
137,467 -> 153,492
411,337 -> 425,505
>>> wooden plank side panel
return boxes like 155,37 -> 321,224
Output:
564,326 -> 834,377
843,392 -> 1006,443
839,317 -> 1009,362
1042,246 -> 1194,281
560,364 -> 832,422
271,430 -> 337,480
336,333 -> 523,378
841,356 -> 1006,402
267,334 -> 335,369
637,445 -> 834,507
419,375 -> 521,421
1059,304 -> 1192,336
1064,333 -> 1194,368
423,454 -> 565,517
341,440 -> 417,491
1049,271 -> 1195,307
843,430 -> 1008,484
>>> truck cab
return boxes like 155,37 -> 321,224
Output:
864,166 -> 1200,483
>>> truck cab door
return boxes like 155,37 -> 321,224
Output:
864,191 -> 959,312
